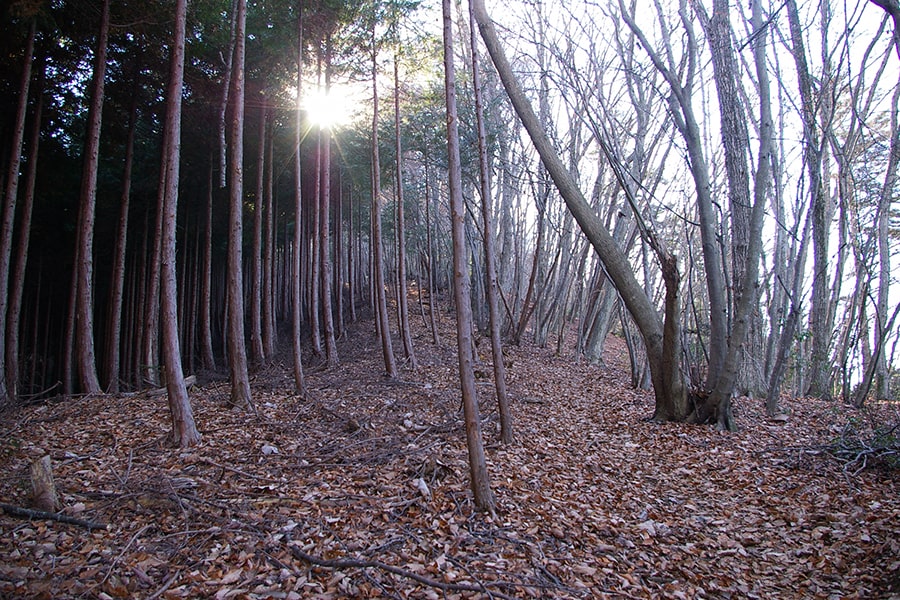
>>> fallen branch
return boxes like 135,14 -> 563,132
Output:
288,545 -> 517,600
0,503 -> 109,530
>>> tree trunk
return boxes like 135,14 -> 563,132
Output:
249,103 -> 266,365
74,0 -> 110,395
468,0 -> 511,444
875,84 -> 899,399
218,0 -> 238,189
371,23 -> 399,379
200,161 -> 216,370
786,0 -> 834,399
309,121 -> 323,357
104,75 -> 138,394
6,53 -> 42,403
226,0 -> 252,409
160,0 -> 200,446
394,44 -> 417,369
472,0 -> 688,420
0,20 -> 35,403
291,1 -> 307,395
443,0 -> 495,514
320,35 -> 338,367
263,120 -> 277,358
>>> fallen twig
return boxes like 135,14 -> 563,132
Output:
145,569 -> 181,600
287,544 -> 518,600
0,503 -> 109,530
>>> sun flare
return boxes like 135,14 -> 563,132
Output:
302,86 -> 354,129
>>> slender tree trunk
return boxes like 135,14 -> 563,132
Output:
348,186 -> 357,323
218,0 -> 238,189
104,77 -> 138,394
424,166 -> 440,345
6,51 -> 42,403
320,35 -> 338,366
372,23 -> 399,379
443,0 -> 495,514
73,0 -> 110,395
309,120 -> 323,357
468,0 -> 511,443
200,161 -> 216,370
513,199 -> 544,345
160,0 -> 200,445
143,164 -> 165,387
0,20 -> 35,403
250,102 -> 266,364
263,117 -> 277,358
334,168 -> 344,338
292,2 -> 307,395
394,45 -> 417,369
875,84 -> 899,399
786,0 -> 833,399
226,0 -> 252,409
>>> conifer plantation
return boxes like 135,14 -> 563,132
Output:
1,0 -> 898,597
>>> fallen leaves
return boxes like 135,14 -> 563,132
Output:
0,316 -> 898,599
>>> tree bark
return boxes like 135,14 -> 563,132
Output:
6,52 -> 42,403
786,0 -> 834,399
263,119 -> 277,358
320,35 -> 338,367
104,72 -> 139,394
200,161 -> 216,371
0,20 -> 35,403
218,0 -> 238,189
875,83 -> 899,399
74,0 -> 110,395
443,0 -> 495,514
226,0 -> 252,409
371,22 -> 399,379
292,1 -> 307,395
468,0 -> 511,444
394,41 -> 417,369
160,0 -> 200,446
250,102 -> 266,365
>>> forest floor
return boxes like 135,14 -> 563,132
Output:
1,304 -> 899,600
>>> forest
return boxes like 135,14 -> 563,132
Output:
0,0 -> 899,597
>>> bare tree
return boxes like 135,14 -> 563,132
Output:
443,0 -> 495,513
472,0 -> 689,421
785,0 -> 836,399
468,0 -> 511,444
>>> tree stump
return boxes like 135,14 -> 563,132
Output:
30,455 -> 60,513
